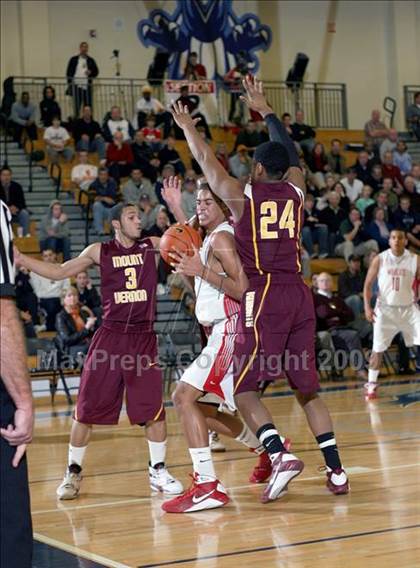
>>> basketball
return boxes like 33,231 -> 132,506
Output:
159,223 -> 202,264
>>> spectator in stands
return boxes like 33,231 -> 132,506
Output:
39,85 -> 62,127
382,150 -> 403,187
281,112 -> 294,137
332,181 -> 350,213
353,150 -> 374,184
122,167 -> 156,206
379,128 -> 398,162
30,249 -> 70,331
410,163 -> 420,192
71,150 -> 98,191
335,207 -> 379,261
144,208 -> 170,238
302,193 -> 329,259
138,194 -> 160,232
393,195 -> 420,248
215,143 -> 229,171
229,144 -> 252,180
314,272 -> 367,379
174,85 -> 212,140
366,207 -> 393,251
181,177 -> 197,220
364,190 -> 392,224
355,185 -> 375,218
106,131 -> 134,182
224,52 -> 249,123
43,117 -> 74,164
15,266 -> 39,329
140,115 -> 162,152
381,176 -> 399,208
406,91 -> 420,140
318,191 -> 347,254
130,130 -> 158,181
364,109 -> 388,147
103,106 -> 134,142
368,163 -> 384,193
234,121 -> 261,153
134,85 -> 172,138
0,167 -> 30,236
66,41 -> 99,117
307,143 -> 329,188
402,175 -> 420,211
158,135 -> 185,175
338,255 -> 365,318
55,286 -> 96,358
75,271 -> 102,321
327,139 -> 346,176
183,52 -> 207,80
393,140 -> 412,176
89,168 -> 117,234
290,110 -> 315,157
10,92 -> 37,145
39,200 -> 71,261
72,105 -> 106,160
340,167 -> 363,203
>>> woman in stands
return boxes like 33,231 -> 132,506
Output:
39,85 -> 62,128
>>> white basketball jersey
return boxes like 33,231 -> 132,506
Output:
377,249 -> 418,307
194,221 -> 240,325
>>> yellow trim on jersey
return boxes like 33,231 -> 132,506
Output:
250,197 -> 263,275
296,194 -> 303,272
152,403 -> 164,422
234,273 -> 271,393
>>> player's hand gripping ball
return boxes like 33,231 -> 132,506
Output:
159,224 -> 202,265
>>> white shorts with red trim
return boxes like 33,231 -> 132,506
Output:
181,314 -> 238,411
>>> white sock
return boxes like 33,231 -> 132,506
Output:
235,423 -> 264,454
148,439 -> 167,468
368,369 -> 379,384
68,445 -> 87,468
189,447 -> 216,481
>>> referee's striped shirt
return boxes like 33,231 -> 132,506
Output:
0,199 -> 15,298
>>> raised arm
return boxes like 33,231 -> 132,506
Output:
363,254 -> 380,322
15,242 -> 100,280
171,103 -> 244,220
161,176 -> 189,224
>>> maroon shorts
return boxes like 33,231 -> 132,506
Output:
75,323 -> 165,425
233,274 -> 319,395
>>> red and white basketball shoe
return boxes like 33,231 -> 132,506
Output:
364,382 -> 378,400
249,438 -> 292,484
325,467 -> 350,495
162,474 -> 229,513
261,452 -> 304,503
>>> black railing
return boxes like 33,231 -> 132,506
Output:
49,162 -> 62,199
0,113 -> 10,168
403,85 -> 420,130
77,189 -> 91,247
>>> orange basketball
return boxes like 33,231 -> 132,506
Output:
159,223 -> 202,264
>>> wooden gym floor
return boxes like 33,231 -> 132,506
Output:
29,376 -> 420,568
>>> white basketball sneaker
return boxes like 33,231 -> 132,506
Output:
56,464 -> 82,500
149,464 -> 184,495
209,431 -> 226,452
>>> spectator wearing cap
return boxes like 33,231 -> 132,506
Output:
135,85 -> 172,138
229,145 -> 252,180
138,194 -> 160,231
366,207 -> 394,251
89,168 -> 117,234
105,131 -> 134,182
103,106 -> 134,143
158,135 -> 186,175
183,52 -> 207,80
393,195 -> 420,248
338,255 -> 365,318
122,167 -> 156,206
182,177 -> 198,220
340,167 -> 363,203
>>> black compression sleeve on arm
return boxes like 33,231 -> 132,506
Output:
265,113 -> 300,167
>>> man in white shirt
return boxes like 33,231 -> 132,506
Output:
71,151 -> 98,191
103,106 -> 134,142
340,167 -> 363,203
44,117 -> 74,163
122,167 -> 156,205
134,85 -> 172,137
66,42 -> 99,118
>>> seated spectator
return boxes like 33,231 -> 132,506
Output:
0,166 -> 30,236
327,139 -> 346,176
122,167 -> 156,206
353,150 -> 374,184
140,114 -> 163,152
364,189 -> 392,224
410,163 -> 420,192
183,51 -> 207,80
215,143 -> 229,171
144,208 -> 170,238
134,85 -> 172,138
55,286 -> 96,358
39,85 -> 62,127
229,145 -> 252,180
106,131 -> 134,182
182,177 -> 197,220
402,175 -> 420,210
366,207 -> 393,251
75,271 -> 102,321
338,255 -> 365,318
282,112 -> 294,137
234,120 -> 262,153
89,168 -> 117,234
138,194 -> 160,232
307,143 -> 329,189
291,110 -> 315,157
393,141 -> 412,176
174,85 -> 212,140
301,194 -> 328,259
130,130 -> 158,181
379,128 -> 398,162
355,185 -> 375,218
318,191 -> 347,254
103,105 -> 134,142
39,200 -> 71,261
314,272 -> 367,379
406,91 -> 420,141
340,167 -> 363,203
335,207 -> 379,261
15,266 -> 39,330
30,249 -> 70,331
44,117 -> 74,164
71,150 -> 98,191
364,139 -> 380,163
10,92 -> 37,145
381,176 -> 399,208
332,181 -> 350,213
158,136 -> 185,175
368,163 -> 384,193
72,105 -> 106,160
364,109 -> 388,147
393,195 -> 420,248
382,151 -> 403,187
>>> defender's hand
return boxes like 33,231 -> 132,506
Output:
240,75 -> 272,117
162,176 -> 182,209
171,102 -> 201,131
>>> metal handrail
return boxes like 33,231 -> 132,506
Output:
77,189 -> 91,247
20,133 -> 34,193
0,112 -> 9,168
49,162 -> 62,199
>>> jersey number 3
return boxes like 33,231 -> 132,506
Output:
260,200 -> 295,239
124,267 -> 137,289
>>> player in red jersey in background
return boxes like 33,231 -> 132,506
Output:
15,203 -> 183,499
171,76 -> 349,503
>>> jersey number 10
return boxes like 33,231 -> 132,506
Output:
260,200 -> 295,239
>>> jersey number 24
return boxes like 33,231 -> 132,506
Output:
260,200 -> 295,239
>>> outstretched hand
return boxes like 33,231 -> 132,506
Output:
162,176 -> 182,209
240,75 -> 272,117
171,101 -> 201,131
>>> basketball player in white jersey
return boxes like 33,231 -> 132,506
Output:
364,229 -> 420,399
160,177 -> 290,513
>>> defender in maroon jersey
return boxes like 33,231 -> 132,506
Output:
16,203 -> 183,500
171,76 -> 349,501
